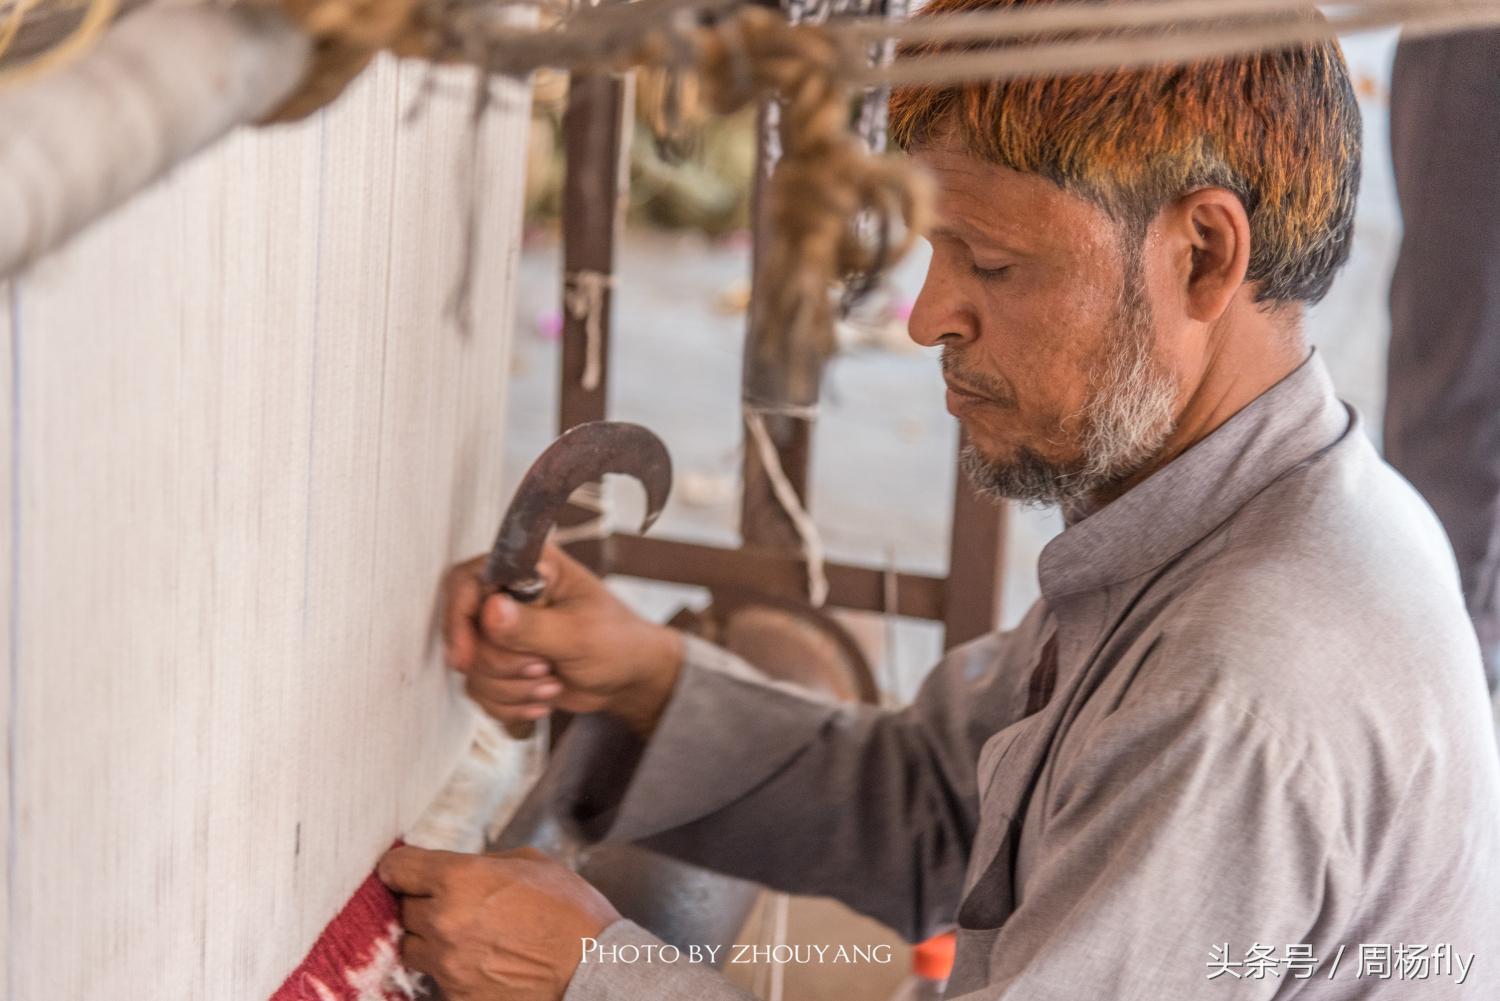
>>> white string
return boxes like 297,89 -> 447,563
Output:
548,479 -> 610,545
744,408 -> 829,608
767,890 -> 790,1001
742,398 -> 821,422
563,270 -> 613,392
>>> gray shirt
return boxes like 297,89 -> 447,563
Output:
551,353 -> 1500,999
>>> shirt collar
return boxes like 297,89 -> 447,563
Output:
1038,350 -> 1353,601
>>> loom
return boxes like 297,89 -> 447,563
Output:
4,1 -> 1499,998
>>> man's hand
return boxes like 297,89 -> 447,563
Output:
442,543 -> 683,736
378,845 -> 620,1001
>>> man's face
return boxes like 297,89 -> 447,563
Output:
908,143 -> 1184,507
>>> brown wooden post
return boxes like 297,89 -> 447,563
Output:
558,71 -> 629,431
556,70 -> 632,566
739,100 -> 819,553
543,14 -> 1007,650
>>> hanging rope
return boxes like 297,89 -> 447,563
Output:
563,269 -> 613,393
744,407 -> 829,608
12,0 -> 1499,306
0,0 -> 116,88
682,6 -> 934,390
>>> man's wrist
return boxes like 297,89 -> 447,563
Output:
608,627 -> 683,738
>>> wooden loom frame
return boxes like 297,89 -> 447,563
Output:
550,66 -> 1008,653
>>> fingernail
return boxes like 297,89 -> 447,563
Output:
521,662 -> 549,678
534,682 -> 562,698
525,705 -> 549,719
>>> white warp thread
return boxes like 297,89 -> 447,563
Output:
404,710 -> 538,853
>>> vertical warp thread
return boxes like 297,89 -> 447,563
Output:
299,112 -> 330,634
6,280 -> 20,1001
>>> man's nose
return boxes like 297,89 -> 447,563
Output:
906,270 -> 978,349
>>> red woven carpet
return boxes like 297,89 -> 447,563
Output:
270,865 -> 420,1001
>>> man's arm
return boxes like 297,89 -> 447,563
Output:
542,619 -> 1045,943
447,542 -> 1044,941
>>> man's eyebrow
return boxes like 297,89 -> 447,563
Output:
930,221 -> 1028,256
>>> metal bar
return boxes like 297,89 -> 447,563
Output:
942,429 -> 1007,648
566,533 -> 949,621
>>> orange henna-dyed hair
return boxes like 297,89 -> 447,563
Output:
888,0 -> 1362,305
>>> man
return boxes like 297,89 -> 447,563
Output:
377,3 -> 1500,998
1384,28 -> 1500,697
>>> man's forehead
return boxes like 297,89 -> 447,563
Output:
913,144 -> 1116,253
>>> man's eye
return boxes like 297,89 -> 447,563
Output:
970,263 -> 1011,280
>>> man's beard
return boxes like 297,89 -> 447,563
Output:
954,258 -> 1179,509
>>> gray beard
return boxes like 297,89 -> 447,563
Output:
960,268 -> 1179,509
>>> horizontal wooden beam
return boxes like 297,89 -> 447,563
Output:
564,533 -> 948,621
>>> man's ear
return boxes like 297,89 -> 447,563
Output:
1171,188 -> 1253,324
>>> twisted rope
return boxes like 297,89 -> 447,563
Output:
0,0 -> 116,88
745,407 -> 829,608
563,269 -> 614,392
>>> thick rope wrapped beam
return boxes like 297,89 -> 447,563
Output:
415,0 -> 738,76
0,0 -> 147,63
678,6 -> 931,399
9,0 -> 1500,293
0,2 -> 310,278
259,0 -> 426,120
0,0 -> 122,87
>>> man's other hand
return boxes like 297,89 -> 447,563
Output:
441,542 -> 682,735
378,845 -> 620,1001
